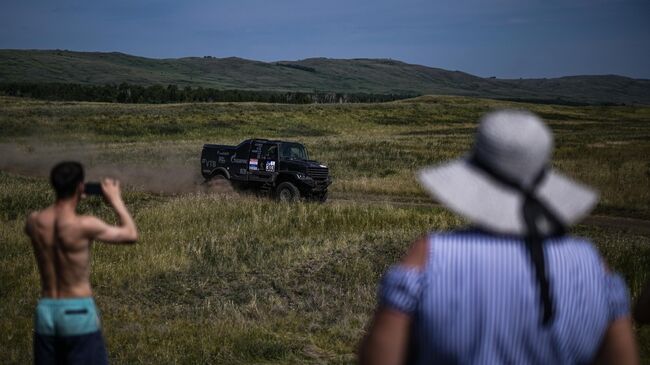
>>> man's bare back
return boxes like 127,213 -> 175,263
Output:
25,178 -> 138,299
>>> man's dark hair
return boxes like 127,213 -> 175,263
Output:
50,161 -> 84,199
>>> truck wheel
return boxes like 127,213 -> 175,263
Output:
318,192 -> 328,203
276,182 -> 300,202
204,174 -> 233,193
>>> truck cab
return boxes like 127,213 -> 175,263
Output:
201,139 -> 331,201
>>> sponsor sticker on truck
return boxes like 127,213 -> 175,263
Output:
249,158 -> 258,171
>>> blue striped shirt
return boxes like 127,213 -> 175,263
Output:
379,231 -> 630,364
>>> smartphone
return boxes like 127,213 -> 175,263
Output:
84,182 -> 103,196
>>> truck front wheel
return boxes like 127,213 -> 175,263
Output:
276,182 -> 300,202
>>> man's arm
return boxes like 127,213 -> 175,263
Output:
83,178 -> 138,244
359,237 -> 428,365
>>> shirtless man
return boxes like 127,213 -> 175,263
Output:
24,161 -> 138,364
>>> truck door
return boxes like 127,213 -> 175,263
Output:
230,140 -> 251,180
261,143 -> 278,174
248,141 -> 277,182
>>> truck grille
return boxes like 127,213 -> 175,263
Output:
307,167 -> 329,180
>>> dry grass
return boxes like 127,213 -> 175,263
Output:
1,96 -> 649,363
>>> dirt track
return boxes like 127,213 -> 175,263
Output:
329,193 -> 650,236
2,162 -> 648,235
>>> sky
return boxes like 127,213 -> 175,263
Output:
1,0 -> 649,79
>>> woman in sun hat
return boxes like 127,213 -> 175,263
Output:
359,110 -> 639,364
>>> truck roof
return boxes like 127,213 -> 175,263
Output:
203,139 -> 302,148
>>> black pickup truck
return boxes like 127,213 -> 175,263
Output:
201,139 -> 332,201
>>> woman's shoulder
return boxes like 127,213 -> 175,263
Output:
427,230 -> 603,262
429,229 -> 596,246
400,231 -> 605,274
398,236 -> 429,270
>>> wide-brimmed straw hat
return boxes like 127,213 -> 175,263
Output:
417,109 -> 598,236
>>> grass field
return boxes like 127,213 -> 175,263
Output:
1,95 -> 649,363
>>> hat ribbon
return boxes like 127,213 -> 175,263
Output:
469,154 -> 566,327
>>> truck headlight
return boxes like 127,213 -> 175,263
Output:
296,173 -> 310,179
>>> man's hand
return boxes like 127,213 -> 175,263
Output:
101,178 -> 123,206
81,177 -> 138,244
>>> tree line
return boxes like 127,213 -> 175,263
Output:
0,82 -> 415,104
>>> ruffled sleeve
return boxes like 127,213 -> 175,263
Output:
605,272 -> 630,321
379,265 -> 424,315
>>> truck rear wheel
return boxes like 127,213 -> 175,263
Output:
203,174 -> 233,193
276,182 -> 300,202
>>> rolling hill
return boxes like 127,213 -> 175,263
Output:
1,49 -> 649,104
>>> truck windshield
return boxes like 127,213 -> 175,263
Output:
280,143 -> 309,160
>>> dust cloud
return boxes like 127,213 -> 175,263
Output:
0,142 -> 215,194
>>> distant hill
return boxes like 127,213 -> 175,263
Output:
1,49 -> 649,104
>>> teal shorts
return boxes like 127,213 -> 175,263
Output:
34,297 -> 107,364
34,297 -> 101,337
